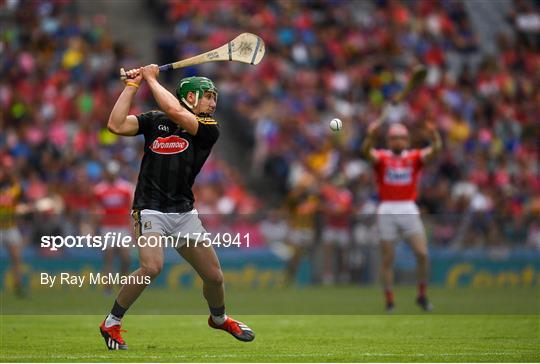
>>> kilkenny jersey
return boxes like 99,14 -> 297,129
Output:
286,191 -> 318,229
0,181 -> 21,229
133,111 -> 219,213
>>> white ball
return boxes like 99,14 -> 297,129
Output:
329,118 -> 342,131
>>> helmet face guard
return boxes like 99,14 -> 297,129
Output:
175,76 -> 218,111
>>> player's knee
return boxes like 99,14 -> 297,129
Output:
141,261 -> 163,279
381,250 -> 394,266
203,267 -> 224,286
382,256 -> 394,267
416,250 -> 428,263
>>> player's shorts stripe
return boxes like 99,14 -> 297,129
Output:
132,209 -> 142,237
228,41 -> 232,61
250,36 -> 261,65
197,116 -> 217,125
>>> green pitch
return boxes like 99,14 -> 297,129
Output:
1,287 -> 539,362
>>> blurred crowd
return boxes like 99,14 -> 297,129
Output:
1,0 -> 539,265
147,0 -> 540,251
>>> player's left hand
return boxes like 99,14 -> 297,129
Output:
367,121 -> 382,136
141,64 -> 160,81
425,120 -> 438,134
124,67 -> 143,86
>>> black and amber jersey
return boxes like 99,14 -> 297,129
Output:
286,191 -> 319,229
132,110 -> 219,213
0,181 -> 21,229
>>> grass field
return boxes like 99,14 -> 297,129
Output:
1,287 -> 539,362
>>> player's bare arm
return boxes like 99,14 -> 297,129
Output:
361,120 -> 383,163
141,65 -> 200,135
420,121 -> 442,163
107,68 -> 143,136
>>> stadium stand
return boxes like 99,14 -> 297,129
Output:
1,0 -> 539,274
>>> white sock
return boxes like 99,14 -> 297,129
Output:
105,314 -> 122,328
211,314 -> 228,326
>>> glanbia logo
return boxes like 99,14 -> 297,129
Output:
150,135 -> 189,155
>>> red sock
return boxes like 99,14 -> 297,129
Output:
385,288 -> 394,305
418,281 -> 427,298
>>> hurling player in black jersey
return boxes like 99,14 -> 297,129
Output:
99,65 -> 254,350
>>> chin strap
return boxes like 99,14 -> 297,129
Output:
181,91 -> 199,109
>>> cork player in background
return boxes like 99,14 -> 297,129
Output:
362,117 -> 442,312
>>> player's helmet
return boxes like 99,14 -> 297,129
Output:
175,76 -> 218,110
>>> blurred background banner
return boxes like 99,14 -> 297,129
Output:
2,239 -> 540,289
1,207 -> 539,315
1,0 -> 539,313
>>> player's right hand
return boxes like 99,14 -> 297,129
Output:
425,120 -> 438,134
367,121 -> 381,136
124,68 -> 143,86
141,64 -> 159,81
